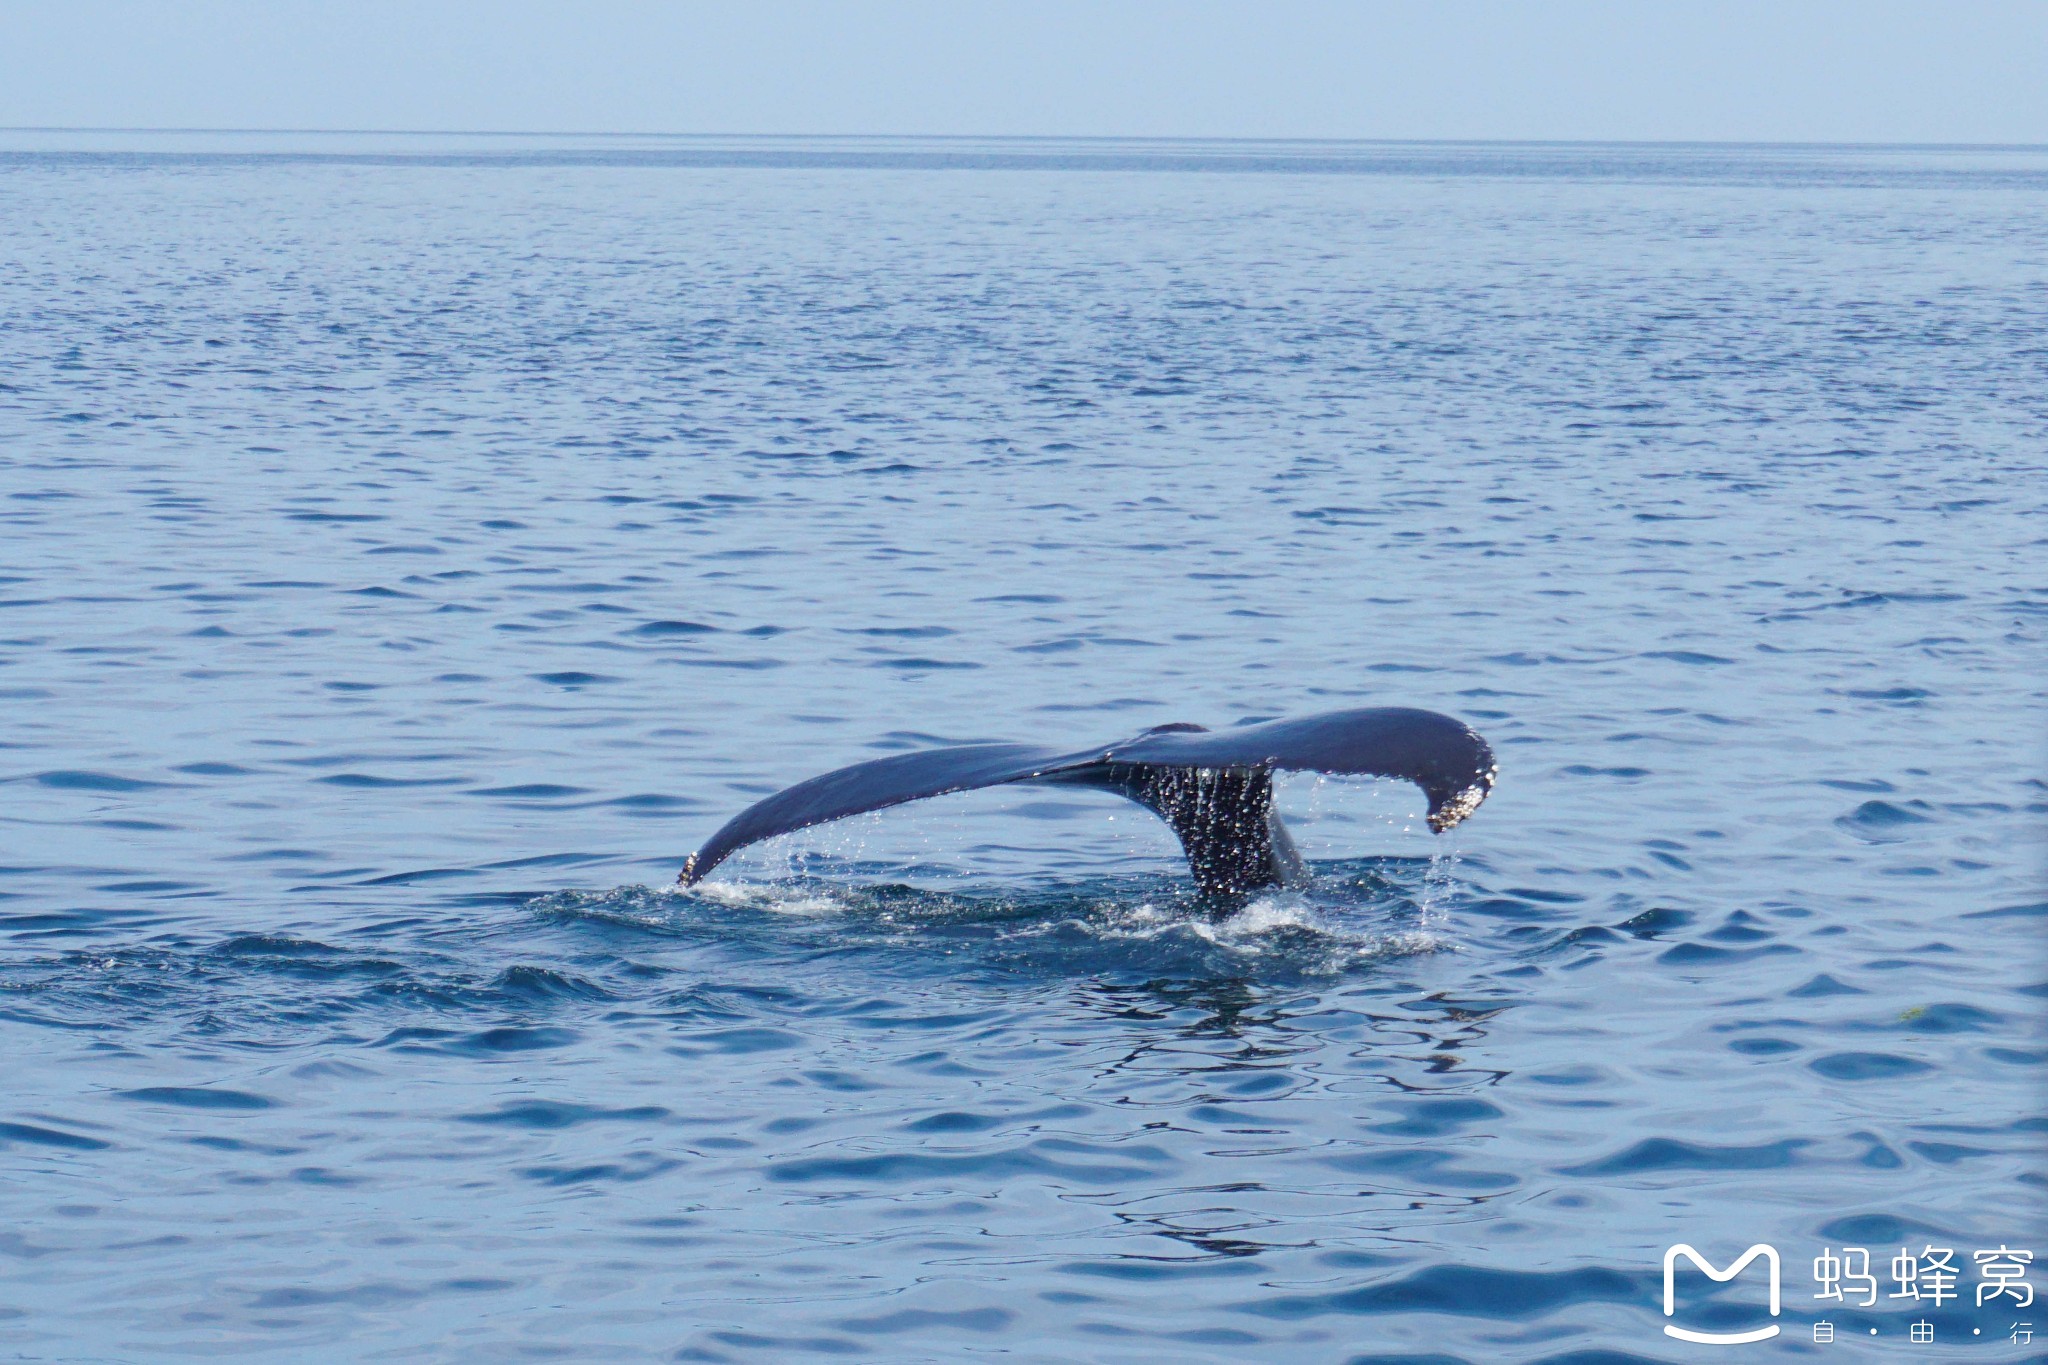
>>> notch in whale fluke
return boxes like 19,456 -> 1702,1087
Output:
678,706 -> 1496,897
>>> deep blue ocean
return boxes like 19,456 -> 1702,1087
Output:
1,134 -> 2043,1362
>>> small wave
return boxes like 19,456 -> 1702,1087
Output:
1835,798 -> 1936,841
30,769 -> 175,792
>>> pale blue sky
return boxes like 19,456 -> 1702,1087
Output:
2,0 -> 2042,144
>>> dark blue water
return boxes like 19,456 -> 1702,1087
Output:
1,135 -> 2043,1361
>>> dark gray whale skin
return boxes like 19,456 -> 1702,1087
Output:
679,707 -> 1496,898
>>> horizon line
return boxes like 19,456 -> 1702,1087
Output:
3,125 -> 2045,153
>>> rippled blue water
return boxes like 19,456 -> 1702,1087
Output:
1,135 -> 2043,1361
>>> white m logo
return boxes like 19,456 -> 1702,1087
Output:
1663,1244 -> 1781,1344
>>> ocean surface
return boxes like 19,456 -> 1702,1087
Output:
0,134 -> 2042,1362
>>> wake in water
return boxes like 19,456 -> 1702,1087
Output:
538,850 -> 1468,983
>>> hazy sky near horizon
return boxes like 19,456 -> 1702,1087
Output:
2,0 -> 2043,145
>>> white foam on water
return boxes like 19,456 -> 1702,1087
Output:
683,879 -> 845,918
1207,891 -> 1323,937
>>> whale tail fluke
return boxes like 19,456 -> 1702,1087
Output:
677,707 -> 1495,896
